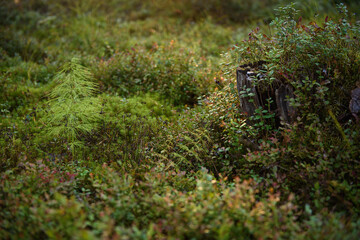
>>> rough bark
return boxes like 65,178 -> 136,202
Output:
236,68 -> 260,116
275,84 -> 296,123
349,87 -> 360,123
236,62 -> 296,124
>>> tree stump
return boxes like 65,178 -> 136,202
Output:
236,61 -> 296,124
349,82 -> 360,123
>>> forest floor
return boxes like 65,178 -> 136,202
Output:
1,1 -> 360,239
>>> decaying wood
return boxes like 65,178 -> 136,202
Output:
236,61 -> 296,124
349,87 -> 360,123
275,84 -> 296,123
236,68 -> 260,116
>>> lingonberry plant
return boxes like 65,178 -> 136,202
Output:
218,3 -> 360,215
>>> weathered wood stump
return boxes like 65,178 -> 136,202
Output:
349,81 -> 360,123
236,61 -> 296,124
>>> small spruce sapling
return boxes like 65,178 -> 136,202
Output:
43,58 -> 102,158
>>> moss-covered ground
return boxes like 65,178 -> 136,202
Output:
1,1 -> 360,239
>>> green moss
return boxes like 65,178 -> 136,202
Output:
1,1 -> 360,238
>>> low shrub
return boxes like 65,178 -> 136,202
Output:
94,42 -> 217,105
218,3 -> 360,216
1,162 -> 359,239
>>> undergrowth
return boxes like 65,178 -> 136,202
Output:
1,0 -> 360,239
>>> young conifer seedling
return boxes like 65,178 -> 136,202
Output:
43,58 -> 102,159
